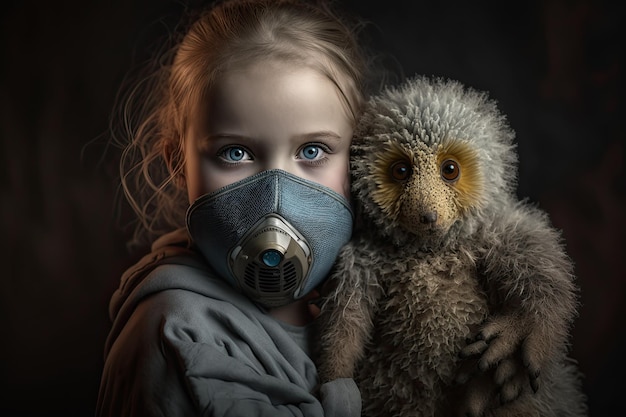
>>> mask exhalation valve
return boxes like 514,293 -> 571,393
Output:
228,215 -> 311,307
261,249 -> 282,267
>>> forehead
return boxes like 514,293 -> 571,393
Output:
190,60 -> 354,137
204,56 -> 357,113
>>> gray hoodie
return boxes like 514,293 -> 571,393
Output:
96,229 -> 360,417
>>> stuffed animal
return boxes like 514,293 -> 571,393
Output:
314,76 -> 587,417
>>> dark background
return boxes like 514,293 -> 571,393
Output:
1,0 -> 624,415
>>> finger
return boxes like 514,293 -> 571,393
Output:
499,377 -> 523,404
304,289 -> 322,319
307,301 -> 321,320
459,340 -> 489,359
478,335 -> 520,371
529,372 -> 540,393
476,320 -> 504,342
478,314 -> 523,343
521,333 -> 544,387
493,358 -> 517,386
459,373 -> 495,417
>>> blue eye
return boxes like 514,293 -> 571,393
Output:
300,145 -> 321,160
219,146 -> 250,163
228,147 -> 245,161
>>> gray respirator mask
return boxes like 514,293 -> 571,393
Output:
186,169 -> 353,308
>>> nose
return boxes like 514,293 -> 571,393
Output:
263,154 -> 293,175
420,211 -> 438,224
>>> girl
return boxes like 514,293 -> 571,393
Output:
96,0 -> 369,415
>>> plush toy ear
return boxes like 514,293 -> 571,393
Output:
161,137 -> 186,189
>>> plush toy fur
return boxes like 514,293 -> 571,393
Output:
314,76 -> 588,417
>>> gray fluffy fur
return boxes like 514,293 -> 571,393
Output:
314,76 -> 588,417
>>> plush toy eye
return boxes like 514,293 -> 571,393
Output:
441,159 -> 460,182
390,161 -> 412,181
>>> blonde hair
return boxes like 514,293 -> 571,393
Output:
113,0 -> 368,247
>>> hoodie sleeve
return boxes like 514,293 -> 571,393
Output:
319,378 -> 362,417
96,292 -> 197,417
96,263 -> 361,417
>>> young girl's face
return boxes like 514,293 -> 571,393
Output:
184,60 -> 354,203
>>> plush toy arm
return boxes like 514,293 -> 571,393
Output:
458,201 -> 579,414
314,240 -> 381,383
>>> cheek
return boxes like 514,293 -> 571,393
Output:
327,159 -> 351,199
184,147 -> 258,202
185,158 -> 253,202
183,139 -> 216,203
341,170 -> 350,199
183,152 -> 205,204
325,173 -> 350,199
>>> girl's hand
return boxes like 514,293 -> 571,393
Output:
305,289 -> 322,320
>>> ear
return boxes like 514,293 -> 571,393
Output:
162,138 -> 186,189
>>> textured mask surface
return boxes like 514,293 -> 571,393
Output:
187,169 -> 353,306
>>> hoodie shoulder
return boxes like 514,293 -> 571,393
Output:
109,229 -> 206,321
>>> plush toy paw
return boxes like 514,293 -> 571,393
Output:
455,313 -> 544,415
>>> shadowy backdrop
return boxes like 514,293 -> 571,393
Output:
1,0 -> 624,416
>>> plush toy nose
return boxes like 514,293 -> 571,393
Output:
420,211 -> 438,224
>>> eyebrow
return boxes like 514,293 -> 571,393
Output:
205,131 -> 344,142
294,131 -> 343,142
